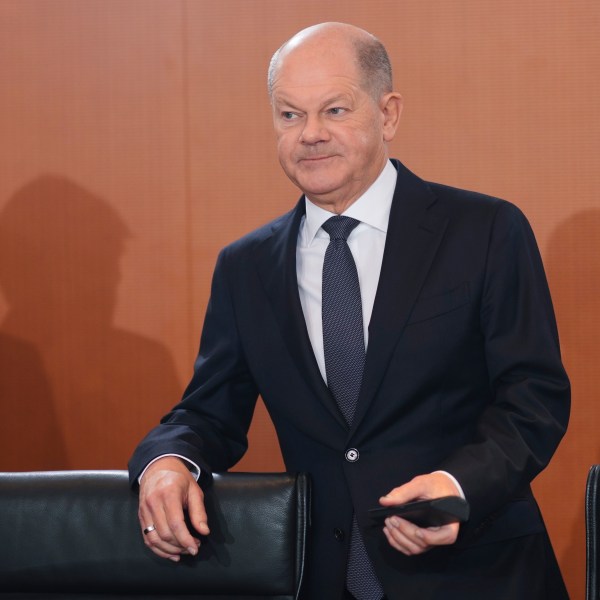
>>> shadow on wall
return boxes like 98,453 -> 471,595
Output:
544,208 -> 600,595
0,175 -> 181,470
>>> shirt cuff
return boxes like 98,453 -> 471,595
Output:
138,454 -> 201,485
433,470 -> 466,500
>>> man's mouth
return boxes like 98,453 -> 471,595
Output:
298,155 -> 335,163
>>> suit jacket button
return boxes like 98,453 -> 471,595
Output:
333,528 -> 345,541
345,448 -> 359,462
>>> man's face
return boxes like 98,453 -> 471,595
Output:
270,40 -> 394,212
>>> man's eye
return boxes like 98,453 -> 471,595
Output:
282,111 -> 297,120
328,107 -> 346,115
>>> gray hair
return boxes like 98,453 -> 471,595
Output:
352,35 -> 393,99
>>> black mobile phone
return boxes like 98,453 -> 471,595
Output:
368,496 -> 470,528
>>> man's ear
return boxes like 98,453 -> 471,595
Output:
381,92 -> 403,142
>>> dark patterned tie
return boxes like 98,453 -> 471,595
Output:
321,216 -> 384,600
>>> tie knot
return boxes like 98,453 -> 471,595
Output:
322,215 -> 360,241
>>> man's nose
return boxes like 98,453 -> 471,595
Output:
299,114 -> 329,144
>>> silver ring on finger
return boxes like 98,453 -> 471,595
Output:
143,524 -> 156,535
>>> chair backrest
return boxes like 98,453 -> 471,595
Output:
0,470 -> 310,599
587,464 -> 600,600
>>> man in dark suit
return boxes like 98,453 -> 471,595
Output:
129,22 -> 570,599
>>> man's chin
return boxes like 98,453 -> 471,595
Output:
293,173 -> 343,197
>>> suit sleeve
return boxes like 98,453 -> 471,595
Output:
439,201 -> 570,522
128,247 -> 259,486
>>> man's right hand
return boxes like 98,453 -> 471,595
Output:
138,456 -> 210,562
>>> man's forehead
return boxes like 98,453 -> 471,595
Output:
272,47 -> 360,91
271,77 -> 358,106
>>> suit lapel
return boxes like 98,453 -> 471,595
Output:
351,160 -> 450,433
253,199 -> 347,429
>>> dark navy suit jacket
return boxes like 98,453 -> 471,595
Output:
130,160 -> 570,599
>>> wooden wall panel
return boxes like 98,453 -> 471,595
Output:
0,0 -> 190,468
1,1 -> 598,596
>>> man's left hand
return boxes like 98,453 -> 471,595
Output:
379,472 -> 461,555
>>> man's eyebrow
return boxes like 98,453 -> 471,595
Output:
320,94 -> 352,107
272,96 -> 302,111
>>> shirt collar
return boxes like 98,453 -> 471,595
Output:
302,159 -> 397,245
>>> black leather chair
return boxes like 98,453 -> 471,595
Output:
0,470 -> 310,599
587,465 -> 600,600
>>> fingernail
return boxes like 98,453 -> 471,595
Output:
187,546 -> 197,556
169,556 -> 180,563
